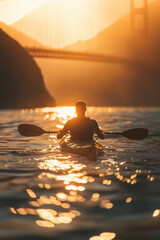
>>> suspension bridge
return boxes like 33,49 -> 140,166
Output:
1,0 -> 149,64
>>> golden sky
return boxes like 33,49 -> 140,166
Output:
0,0 -> 46,24
0,0 -> 154,48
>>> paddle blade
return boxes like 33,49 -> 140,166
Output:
121,128 -> 149,140
18,124 -> 45,137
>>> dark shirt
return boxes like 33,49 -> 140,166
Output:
58,117 -> 104,140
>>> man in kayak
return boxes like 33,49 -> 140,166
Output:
57,101 -> 105,140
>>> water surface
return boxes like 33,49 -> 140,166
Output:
0,107 -> 160,240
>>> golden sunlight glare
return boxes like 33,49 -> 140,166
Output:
0,0 -> 47,25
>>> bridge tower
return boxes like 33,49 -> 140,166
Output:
130,0 -> 148,33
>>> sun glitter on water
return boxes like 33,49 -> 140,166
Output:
42,107 -> 76,120
54,107 -> 76,120
41,106 -> 76,129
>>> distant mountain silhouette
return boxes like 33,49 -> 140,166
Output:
0,29 -> 56,109
65,14 -> 132,58
0,22 -> 44,48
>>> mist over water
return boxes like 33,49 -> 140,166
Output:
0,107 -> 159,240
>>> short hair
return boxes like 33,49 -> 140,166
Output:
75,100 -> 86,110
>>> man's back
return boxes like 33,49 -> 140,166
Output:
65,117 -> 98,140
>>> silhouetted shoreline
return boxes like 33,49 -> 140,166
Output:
0,29 -> 56,109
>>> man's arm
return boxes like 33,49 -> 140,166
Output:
93,120 -> 105,139
57,122 -> 69,139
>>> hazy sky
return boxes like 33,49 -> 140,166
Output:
0,0 -> 154,47
0,0 -> 46,24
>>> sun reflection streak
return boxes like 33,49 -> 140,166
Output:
126,197 -> 132,203
90,232 -> 116,240
34,141 -> 148,230
153,209 -> 160,217
18,154 -> 88,228
100,200 -> 113,209
41,106 -> 76,123
9,148 -> 153,232
36,220 -> 55,228
26,189 -> 37,198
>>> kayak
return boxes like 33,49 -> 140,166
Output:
60,136 -> 103,161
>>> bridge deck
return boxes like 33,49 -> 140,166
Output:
26,47 -> 133,64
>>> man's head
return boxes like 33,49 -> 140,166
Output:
75,100 -> 86,116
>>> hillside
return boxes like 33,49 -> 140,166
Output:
0,22 -> 44,48
0,29 -> 56,109
65,13 -> 131,57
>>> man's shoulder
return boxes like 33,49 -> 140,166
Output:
66,118 -> 76,125
90,119 -> 98,124
87,119 -> 98,128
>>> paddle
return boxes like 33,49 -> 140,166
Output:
107,128 -> 149,140
18,124 -> 149,140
